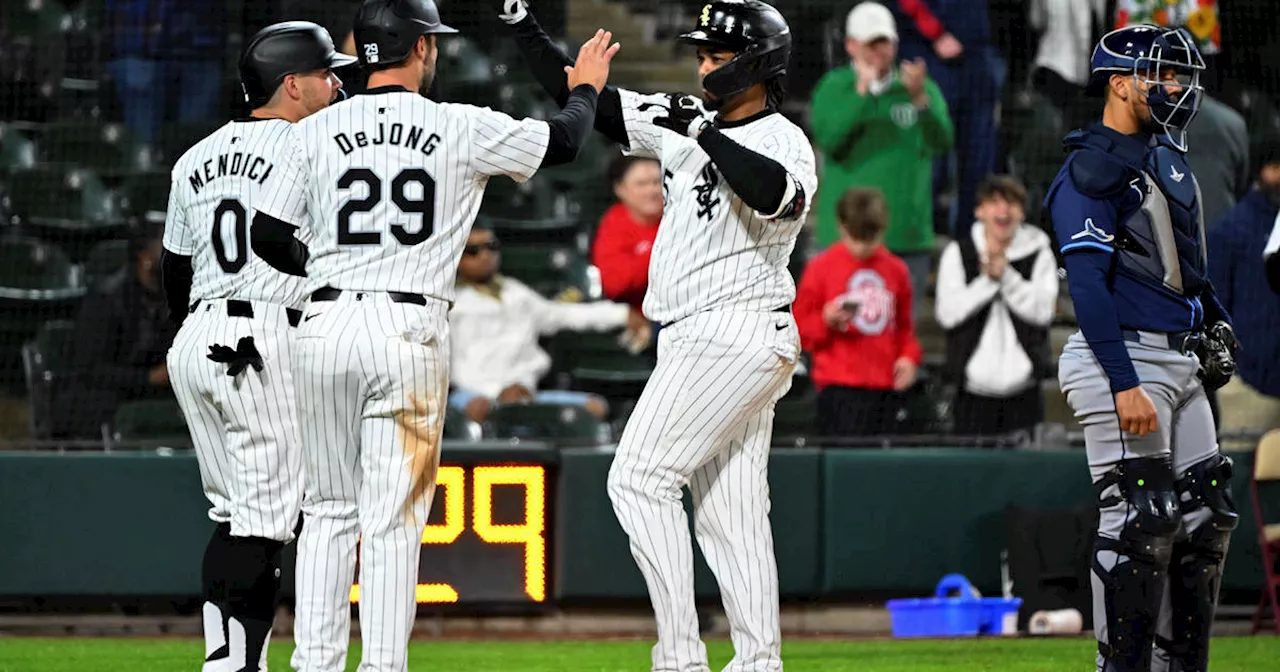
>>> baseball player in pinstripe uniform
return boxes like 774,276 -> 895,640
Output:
504,2 -> 816,669
248,1 -> 616,669
1046,26 -> 1239,672
161,22 -> 353,672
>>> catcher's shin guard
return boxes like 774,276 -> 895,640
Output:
1157,453 -> 1239,671
1092,455 -> 1181,672
202,523 -> 284,672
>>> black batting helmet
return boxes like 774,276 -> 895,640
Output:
240,21 -> 357,108
353,0 -> 458,68
677,1 -> 791,102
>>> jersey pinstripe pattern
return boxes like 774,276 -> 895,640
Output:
254,92 -> 550,300
618,89 -> 818,325
253,90 -> 552,672
607,88 -> 816,672
164,119 -> 309,309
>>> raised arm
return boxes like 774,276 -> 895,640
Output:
501,1 -> 629,147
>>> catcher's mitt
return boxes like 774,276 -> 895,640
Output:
1195,321 -> 1237,392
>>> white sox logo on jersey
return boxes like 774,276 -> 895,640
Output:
693,163 -> 720,220
842,269 -> 894,335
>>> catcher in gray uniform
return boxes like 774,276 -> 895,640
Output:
1046,25 -> 1239,672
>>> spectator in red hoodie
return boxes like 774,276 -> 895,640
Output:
795,187 -> 923,437
592,156 -> 663,310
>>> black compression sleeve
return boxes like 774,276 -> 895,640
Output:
696,127 -> 793,217
250,212 -> 309,277
510,13 -> 627,146
543,85 -> 599,167
161,250 -> 193,325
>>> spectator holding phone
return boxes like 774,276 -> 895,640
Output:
794,187 -> 923,437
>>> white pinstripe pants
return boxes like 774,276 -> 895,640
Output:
608,310 -> 799,672
169,299 -> 303,543
288,292 -> 449,672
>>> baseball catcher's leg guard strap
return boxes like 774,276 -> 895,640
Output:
202,523 -> 284,672
1092,455 -> 1181,672
1157,454 -> 1239,671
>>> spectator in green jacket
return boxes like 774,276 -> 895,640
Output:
810,2 -> 953,317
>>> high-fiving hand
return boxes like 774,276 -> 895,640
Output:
499,0 -> 528,25
564,29 -> 621,93
649,93 -> 713,138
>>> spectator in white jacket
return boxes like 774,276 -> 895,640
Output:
449,226 -> 648,423
935,176 -> 1058,436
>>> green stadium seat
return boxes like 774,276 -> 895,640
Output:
119,171 -> 172,222
0,237 -> 82,296
543,329 -> 654,405
0,0 -> 67,39
485,216 -> 583,247
500,244 -> 593,297
109,398 -> 191,448
83,238 -> 128,288
41,121 -> 148,176
442,405 -> 481,441
0,123 -> 38,174
7,166 -> 116,228
21,319 -> 76,439
0,237 -> 83,391
772,398 -> 817,446
484,402 -> 612,443
481,176 -> 557,220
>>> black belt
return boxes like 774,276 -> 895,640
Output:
310,286 -> 428,306
661,305 -> 790,329
190,299 -> 302,328
1121,328 -> 1202,354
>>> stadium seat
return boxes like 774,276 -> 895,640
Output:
0,123 -> 38,174
21,319 -> 76,440
442,405 -> 482,441
83,238 -> 128,288
772,397 -> 816,446
41,120 -> 148,176
109,398 -> 191,448
1252,430 -> 1280,634
119,171 -> 171,222
485,216 -> 583,247
7,166 -> 116,228
0,237 -> 84,391
484,402 -> 612,443
501,244 -> 593,297
481,176 -> 557,220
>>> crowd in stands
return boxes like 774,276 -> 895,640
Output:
2,0 -> 1280,447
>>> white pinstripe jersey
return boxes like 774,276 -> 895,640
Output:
618,89 -> 818,324
163,119 -> 309,309
254,89 -> 551,301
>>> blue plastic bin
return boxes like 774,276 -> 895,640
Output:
886,574 -> 1023,638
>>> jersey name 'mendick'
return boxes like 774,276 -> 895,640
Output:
187,152 -> 275,194
332,123 -> 442,157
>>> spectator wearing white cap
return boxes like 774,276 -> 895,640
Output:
810,1 -> 953,319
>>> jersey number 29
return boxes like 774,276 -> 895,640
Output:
337,168 -> 435,246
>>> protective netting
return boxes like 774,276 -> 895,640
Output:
0,0 -> 1276,447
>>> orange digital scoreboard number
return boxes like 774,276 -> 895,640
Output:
349,464 -> 548,605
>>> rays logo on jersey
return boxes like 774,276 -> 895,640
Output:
694,162 -> 720,220
1071,217 -> 1115,244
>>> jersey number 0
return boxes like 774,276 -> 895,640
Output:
337,168 -> 435,246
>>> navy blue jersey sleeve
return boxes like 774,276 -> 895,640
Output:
1049,177 -> 1141,393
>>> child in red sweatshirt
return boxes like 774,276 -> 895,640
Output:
794,187 -> 923,437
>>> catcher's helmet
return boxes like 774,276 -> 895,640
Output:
353,0 -> 458,68
1086,24 -> 1205,150
240,21 -> 357,108
677,1 -> 791,102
